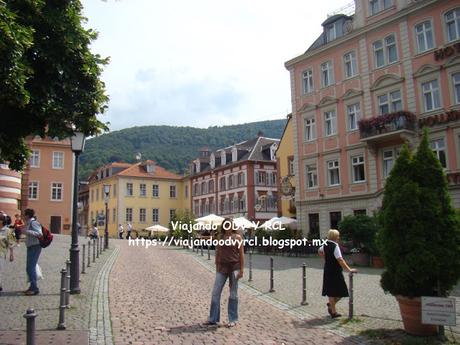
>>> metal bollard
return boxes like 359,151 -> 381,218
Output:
200,244 -> 203,256
65,260 -> 71,308
96,237 -> 100,258
23,308 -> 37,345
92,239 -> 96,263
348,272 -> 354,320
301,263 -> 308,305
207,246 -> 210,260
87,240 -> 91,268
269,257 -> 275,292
81,244 -> 86,274
248,252 -> 253,282
100,237 -> 103,254
57,269 -> 67,330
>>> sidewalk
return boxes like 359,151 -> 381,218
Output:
0,235 -> 118,345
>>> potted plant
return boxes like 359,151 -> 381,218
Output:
377,130 -> 460,336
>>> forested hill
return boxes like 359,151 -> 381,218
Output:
79,118 -> 287,179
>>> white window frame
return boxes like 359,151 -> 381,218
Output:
126,183 -> 133,196
373,40 -> 385,68
445,8 -> 460,42
351,155 -> 366,183
347,103 -> 361,131
139,208 -> 146,223
306,164 -> 318,189
324,111 -> 337,136
369,0 -> 392,16
302,69 -> 314,94
326,22 -> 337,42
382,149 -> 395,178
373,34 -> 398,68
139,183 -> 146,197
452,72 -> 460,104
152,208 -> 159,223
152,184 -> 159,197
343,51 -> 357,79
385,35 -> 398,64
126,208 -> 133,223
52,151 -> 64,169
327,160 -> 340,186
29,150 -> 40,168
378,90 -> 402,115
321,61 -> 334,88
415,20 -> 434,53
169,209 -> 176,222
304,117 -> 316,141
430,138 -> 447,168
422,79 -> 441,112
169,185 -> 176,198
51,182 -> 63,201
28,181 -> 39,200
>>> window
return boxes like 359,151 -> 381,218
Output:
452,73 -> 460,104
237,173 -> 244,186
96,188 -> 99,201
327,160 -> 340,186
201,182 -> 207,194
347,103 -> 360,130
304,117 -> 316,141
29,150 -> 40,167
209,179 -> 214,192
354,209 -> 367,216
445,8 -> 460,42
302,69 -> 314,94
288,158 -> 295,176
28,181 -> 39,200
383,149 -> 395,178
269,172 -> 277,186
369,0 -> 392,16
324,111 -> 337,136
326,22 -> 337,42
321,61 -> 334,87
306,165 -> 318,188
126,183 -> 133,196
152,208 -> 159,223
170,185 -> 176,198
228,175 -> 234,189
220,177 -> 226,191
378,90 -> 402,115
51,182 -> 63,201
112,208 -> 116,223
126,208 -> 133,222
139,208 -> 146,223
239,196 -> 246,212
430,138 -> 447,168
256,171 -> 266,185
308,214 -> 320,237
169,209 -> 176,222
373,34 -> 398,68
152,184 -> 159,197
415,21 -> 434,53
352,155 -> 366,182
330,212 -> 342,229
344,51 -> 357,79
52,152 -> 64,169
139,183 -> 146,197
422,79 -> 441,112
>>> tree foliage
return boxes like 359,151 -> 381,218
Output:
378,130 -> 460,297
338,214 -> 379,254
0,0 -> 109,170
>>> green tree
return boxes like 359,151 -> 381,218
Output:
338,214 -> 379,254
0,0 -> 109,170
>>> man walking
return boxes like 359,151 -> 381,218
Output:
24,209 -> 42,295
118,224 -> 124,239
126,222 -> 132,239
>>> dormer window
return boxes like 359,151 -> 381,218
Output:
210,153 -> 215,169
221,151 -> 226,165
270,144 -> 277,161
232,147 -> 237,162
146,164 -> 155,173
326,22 -> 337,42
195,159 -> 200,173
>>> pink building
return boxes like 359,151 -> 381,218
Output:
285,0 -> 460,237
0,164 -> 21,217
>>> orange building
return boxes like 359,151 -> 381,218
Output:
0,164 -> 21,217
285,0 -> 460,236
21,137 -> 74,234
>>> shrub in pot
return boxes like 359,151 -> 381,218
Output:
378,131 -> 460,336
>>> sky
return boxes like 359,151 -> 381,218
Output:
82,0 -> 349,131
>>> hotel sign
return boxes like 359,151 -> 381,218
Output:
434,42 -> 460,61
418,110 -> 460,127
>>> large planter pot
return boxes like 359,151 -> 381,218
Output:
371,256 -> 384,268
351,252 -> 370,266
396,296 -> 438,336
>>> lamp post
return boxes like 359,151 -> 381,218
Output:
103,184 -> 111,249
69,132 -> 85,294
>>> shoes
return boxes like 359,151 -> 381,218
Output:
0,286 -> 3,292
327,303 -> 332,316
330,313 -> 342,319
202,321 -> 218,326
24,290 -> 39,296
227,322 -> 237,328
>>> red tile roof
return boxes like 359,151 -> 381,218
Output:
117,162 -> 182,180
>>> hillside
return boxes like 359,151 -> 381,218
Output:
79,118 -> 287,179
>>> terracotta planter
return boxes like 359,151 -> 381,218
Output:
396,296 -> 438,336
371,256 -> 384,268
351,252 -> 370,266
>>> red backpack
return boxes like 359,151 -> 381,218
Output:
38,225 -> 53,248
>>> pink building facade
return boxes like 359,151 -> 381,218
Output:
285,0 -> 460,237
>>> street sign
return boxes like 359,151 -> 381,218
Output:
421,297 -> 456,326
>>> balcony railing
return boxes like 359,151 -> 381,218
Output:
359,111 -> 417,139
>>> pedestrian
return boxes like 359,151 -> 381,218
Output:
126,222 -> 132,239
205,218 -> 244,327
0,214 -> 15,292
91,223 -> 99,239
118,224 -> 124,239
23,208 -> 43,295
13,214 -> 24,246
318,229 -> 357,318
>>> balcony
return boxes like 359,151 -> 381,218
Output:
359,111 -> 417,146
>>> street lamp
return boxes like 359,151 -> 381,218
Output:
103,184 -> 111,249
69,132 -> 85,294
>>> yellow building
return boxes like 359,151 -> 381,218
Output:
88,160 -> 190,238
276,114 -> 296,218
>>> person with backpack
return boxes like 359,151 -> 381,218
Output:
0,214 -> 15,292
24,208 -> 42,296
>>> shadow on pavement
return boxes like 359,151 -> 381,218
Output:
290,317 -> 339,328
167,323 -> 221,335
0,291 -> 59,297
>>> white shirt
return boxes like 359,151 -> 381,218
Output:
118,225 -> 123,233
127,223 -> 132,231
319,240 -> 342,259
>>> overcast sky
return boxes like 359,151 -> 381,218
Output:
82,0 -> 349,130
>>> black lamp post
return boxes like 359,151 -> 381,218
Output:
70,132 -> 85,294
103,184 -> 111,249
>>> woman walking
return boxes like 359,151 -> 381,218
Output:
206,218 -> 244,327
0,215 -> 15,292
24,208 -> 42,295
319,229 -> 357,318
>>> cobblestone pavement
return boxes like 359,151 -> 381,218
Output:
191,247 -> 460,340
0,234 -> 117,345
109,241 -> 366,345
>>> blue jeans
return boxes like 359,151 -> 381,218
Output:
208,271 -> 239,323
26,245 -> 42,292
